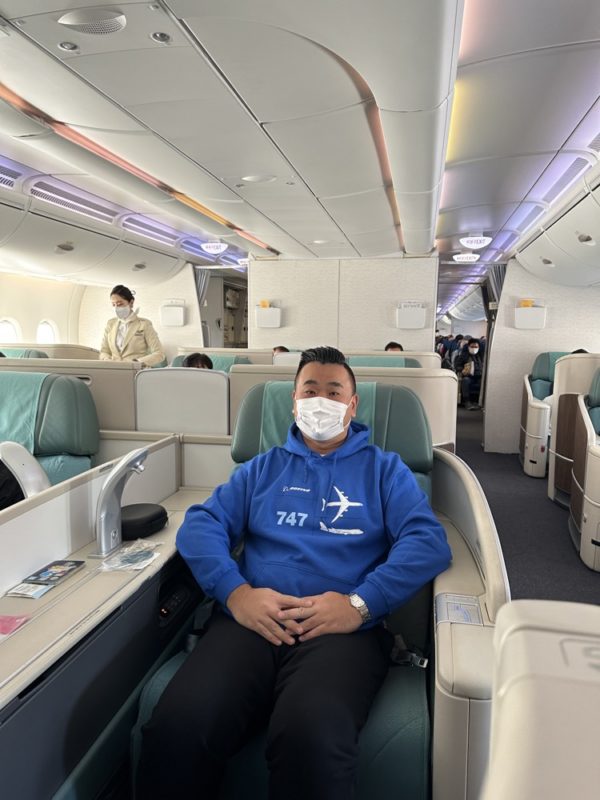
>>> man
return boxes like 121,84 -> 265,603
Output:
137,346 -> 451,800
455,338 -> 483,409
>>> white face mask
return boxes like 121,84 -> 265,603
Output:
115,305 -> 132,320
469,347 -> 479,355
295,396 -> 351,442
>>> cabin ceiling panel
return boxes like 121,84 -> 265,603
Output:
380,103 -> 451,194
0,24 -> 145,131
4,3 -> 189,58
126,100 -> 294,182
347,227 -> 403,258
459,0 -> 600,65
0,211 -> 120,277
184,18 -> 367,123
0,99 -> 48,138
264,104 -> 383,199
450,45 -> 600,163
437,204 -> 522,239
440,155 -> 555,209
306,242 -> 359,259
321,190 -> 396,236
175,0 -> 462,110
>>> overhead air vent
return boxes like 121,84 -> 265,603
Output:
57,8 -> 126,35
0,164 -> 20,189
30,179 -> 120,223
543,158 -> 590,203
516,206 -> 544,232
121,215 -> 179,246
588,132 -> 600,153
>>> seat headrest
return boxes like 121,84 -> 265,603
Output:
347,355 -> 421,368
232,381 -> 432,476
530,351 -> 569,381
0,372 -> 99,455
587,368 -> 600,408
1,348 -> 49,359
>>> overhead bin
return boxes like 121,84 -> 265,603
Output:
516,230 -> 600,286
0,211 -> 120,277
543,193 -> 600,272
70,240 -> 182,286
0,200 -> 26,246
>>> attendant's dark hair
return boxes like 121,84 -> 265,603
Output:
182,352 -> 213,369
295,346 -> 356,393
110,284 -> 135,303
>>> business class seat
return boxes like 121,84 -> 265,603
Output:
568,368 -> 600,571
0,371 -> 99,486
519,351 -> 568,478
347,355 -> 422,368
132,382 -> 437,799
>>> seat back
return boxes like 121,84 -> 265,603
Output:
529,351 -> 568,399
0,371 -> 99,484
585,368 -> 600,434
1,347 -> 48,359
135,368 -> 229,434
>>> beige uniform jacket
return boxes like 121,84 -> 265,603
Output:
100,315 -> 166,367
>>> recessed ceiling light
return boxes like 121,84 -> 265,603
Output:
312,239 -> 328,245
58,41 -> 79,52
540,257 -> 555,267
241,175 -> 277,183
459,235 -> 492,249
453,253 -> 480,263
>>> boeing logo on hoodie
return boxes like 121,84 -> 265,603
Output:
320,485 -> 364,535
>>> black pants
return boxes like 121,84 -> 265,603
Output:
137,612 -> 392,800
461,375 -> 481,402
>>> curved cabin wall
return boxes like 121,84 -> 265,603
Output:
0,272 -> 85,343
484,258 -> 600,453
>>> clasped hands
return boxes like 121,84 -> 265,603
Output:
226,585 -> 363,646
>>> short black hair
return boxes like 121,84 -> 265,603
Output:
384,341 -> 404,351
110,284 -> 135,303
295,346 -> 356,393
182,352 -> 213,369
468,338 -> 480,346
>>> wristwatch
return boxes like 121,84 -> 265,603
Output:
348,593 -> 371,624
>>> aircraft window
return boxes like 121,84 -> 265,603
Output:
36,319 -> 58,344
0,318 -> 20,342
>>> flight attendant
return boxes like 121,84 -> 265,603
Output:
100,285 -> 165,367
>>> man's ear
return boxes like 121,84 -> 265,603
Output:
350,393 -> 359,418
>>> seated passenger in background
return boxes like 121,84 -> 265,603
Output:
100,284 -> 166,367
182,352 -> 213,369
455,338 -> 483,410
272,345 -> 289,354
384,341 -> 404,351
137,345 -> 451,800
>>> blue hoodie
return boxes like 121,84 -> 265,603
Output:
177,422 -> 451,626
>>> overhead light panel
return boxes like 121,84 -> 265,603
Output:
57,8 -> 127,35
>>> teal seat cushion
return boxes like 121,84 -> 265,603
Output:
132,655 -> 429,800
1,348 -> 48,358
151,358 -> 168,368
171,355 -> 185,367
530,378 -> 552,400
348,356 -> 421,368
587,368 -> 600,407
36,374 -> 99,455
37,455 -> 92,485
